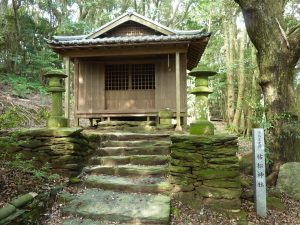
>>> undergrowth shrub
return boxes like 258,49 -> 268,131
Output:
0,105 -> 49,130
0,151 -> 60,181
0,73 -> 47,98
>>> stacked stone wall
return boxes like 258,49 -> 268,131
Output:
170,134 -> 241,213
15,128 -> 93,177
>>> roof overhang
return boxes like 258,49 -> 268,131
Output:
48,34 -> 210,70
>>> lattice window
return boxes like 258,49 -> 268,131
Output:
105,64 -> 129,90
105,64 -> 155,90
132,64 -> 155,89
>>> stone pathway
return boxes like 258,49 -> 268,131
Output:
61,133 -> 171,225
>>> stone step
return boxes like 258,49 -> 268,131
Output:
84,175 -> 171,194
89,155 -> 170,166
96,146 -> 170,156
63,218 -> 119,225
102,140 -> 171,148
62,189 -> 170,224
101,132 -> 170,141
83,165 -> 168,176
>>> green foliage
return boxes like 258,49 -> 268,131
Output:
170,207 -> 181,219
0,131 -> 26,150
0,105 -> 49,130
0,73 -> 47,98
2,152 -> 60,181
0,106 -> 26,129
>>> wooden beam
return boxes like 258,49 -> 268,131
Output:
64,56 -> 71,126
175,52 -> 182,131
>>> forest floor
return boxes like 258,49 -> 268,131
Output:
0,156 -> 65,207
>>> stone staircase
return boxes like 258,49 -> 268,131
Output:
61,133 -> 172,225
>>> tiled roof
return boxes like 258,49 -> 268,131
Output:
47,32 -> 210,46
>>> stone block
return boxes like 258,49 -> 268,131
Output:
0,204 -> 16,220
172,184 -> 194,192
190,120 -> 214,135
203,180 -> 241,188
170,151 -> 203,162
170,159 -> 203,168
10,193 -> 36,208
196,186 -> 241,200
168,175 -> 196,185
169,165 -> 191,174
19,128 -> 83,138
239,152 -> 252,175
277,162 -> 300,200
192,169 -> 239,180
202,198 -> 241,211
207,163 -> 239,170
208,156 -> 238,164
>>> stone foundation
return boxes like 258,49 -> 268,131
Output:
15,128 -> 93,177
169,134 -> 241,213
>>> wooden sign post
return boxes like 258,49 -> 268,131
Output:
252,128 -> 267,217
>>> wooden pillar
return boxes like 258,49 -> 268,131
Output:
64,57 -> 71,126
175,52 -> 182,131
74,59 -> 79,127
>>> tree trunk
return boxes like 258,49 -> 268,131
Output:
224,19 -> 236,124
235,0 -> 300,164
232,29 -> 247,131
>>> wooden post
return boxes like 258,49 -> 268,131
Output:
175,52 -> 182,131
64,57 -> 71,126
74,59 -> 79,127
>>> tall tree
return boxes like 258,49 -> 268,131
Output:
232,29 -> 247,131
234,0 -> 300,169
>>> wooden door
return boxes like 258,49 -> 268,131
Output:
105,64 -> 155,110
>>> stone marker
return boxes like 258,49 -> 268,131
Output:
252,128 -> 267,217
158,108 -> 173,128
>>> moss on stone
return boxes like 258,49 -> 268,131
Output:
190,120 -> 214,135
171,134 -> 237,145
192,169 -> 239,180
10,193 -> 35,208
208,156 -> 238,164
19,128 -> 83,138
169,165 -> 191,174
170,151 -> 203,162
207,163 -> 239,170
240,176 -> 253,189
239,152 -> 253,175
171,159 -> 203,168
203,180 -> 241,188
69,177 -> 82,184
0,203 -> 16,220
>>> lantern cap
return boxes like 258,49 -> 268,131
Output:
44,69 -> 67,78
189,66 -> 217,77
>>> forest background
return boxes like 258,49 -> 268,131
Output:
0,0 -> 299,177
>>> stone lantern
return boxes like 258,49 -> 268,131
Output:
44,70 -> 68,128
189,67 -> 216,135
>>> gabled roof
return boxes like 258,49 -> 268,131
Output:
47,8 -> 211,70
85,8 -> 175,38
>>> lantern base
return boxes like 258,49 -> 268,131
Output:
47,116 -> 68,128
190,120 -> 214,135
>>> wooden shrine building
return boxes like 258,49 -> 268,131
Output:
47,8 -> 210,130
